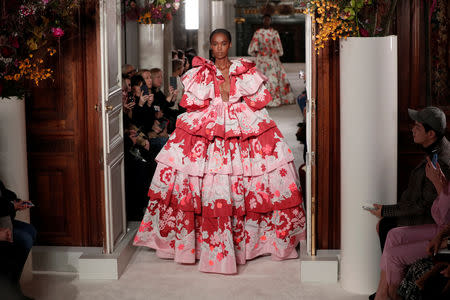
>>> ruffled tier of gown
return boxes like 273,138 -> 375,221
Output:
133,57 -> 306,274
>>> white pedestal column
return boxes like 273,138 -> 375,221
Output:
340,36 -> 398,294
198,0 -> 212,59
211,0 -> 226,30
0,97 -> 32,282
138,24 -> 164,70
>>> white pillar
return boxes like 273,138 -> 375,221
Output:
138,24 -> 165,70
211,0 -> 226,30
198,0 -> 212,59
0,97 -> 30,209
0,97 -> 32,282
340,36 -> 398,294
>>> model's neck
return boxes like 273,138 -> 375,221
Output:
215,57 -> 231,69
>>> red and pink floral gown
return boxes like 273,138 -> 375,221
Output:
248,28 -> 295,107
133,57 -> 306,274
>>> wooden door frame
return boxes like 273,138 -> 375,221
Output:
83,0 -> 105,248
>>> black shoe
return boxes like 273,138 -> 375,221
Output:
368,292 -> 376,300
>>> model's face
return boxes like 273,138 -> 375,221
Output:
263,16 -> 271,27
142,71 -> 152,88
210,33 -> 231,60
152,72 -> 163,88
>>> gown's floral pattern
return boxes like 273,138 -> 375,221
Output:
134,56 -> 306,274
248,28 -> 295,107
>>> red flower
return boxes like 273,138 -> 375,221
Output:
279,168 -> 287,177
359,27 -> 369,37
159,167 -> 174,185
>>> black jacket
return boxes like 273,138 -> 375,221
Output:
0,180 -> 17,220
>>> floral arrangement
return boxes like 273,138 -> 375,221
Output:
125,0 -> 180,25
0,0 -> 79,97
300,0 -> 398,53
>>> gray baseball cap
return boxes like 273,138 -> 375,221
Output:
408,106 -> 446,135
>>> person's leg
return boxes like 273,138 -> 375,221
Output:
380,225 -> 439,298
378,217 -> 398,252
12,220 -> 36,282
0,241 -> 25,299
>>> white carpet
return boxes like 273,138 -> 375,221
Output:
21,105 -> 369,300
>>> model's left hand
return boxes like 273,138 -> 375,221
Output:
369,204 -> 382,218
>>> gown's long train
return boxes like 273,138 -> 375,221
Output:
134,57 -> 305,274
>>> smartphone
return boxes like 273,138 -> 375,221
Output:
362,205 -> 377,211
159,119 -> 168,131
169,76 -> 177,90
127,92 -> 135,104
18,200 -> 35,207
432,153 -> 438,168
141,84 -> 150,96
154,105 -> 160,112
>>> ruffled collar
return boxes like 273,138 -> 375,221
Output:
191,56 -> 255,77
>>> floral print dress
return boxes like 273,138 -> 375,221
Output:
248,28 -> 295,107
133,56 -> 306,274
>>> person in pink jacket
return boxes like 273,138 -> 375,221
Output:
374,157 -> 450,300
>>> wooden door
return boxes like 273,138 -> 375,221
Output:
27,1 -> 104,247
99,0 -> 126,253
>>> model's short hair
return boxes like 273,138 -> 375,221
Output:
210,28 -> 232,43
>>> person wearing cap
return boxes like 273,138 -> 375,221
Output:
368,106 -> 450,252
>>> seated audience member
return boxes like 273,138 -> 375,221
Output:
169,59 -> 185,114
123,125 -> 156,220
122,74 -> 134,124
130,74 -> 154,133
297,70 -> 307,118
369,106 -> 450,251
150,68 -> 177,132
398,226 -> 450,300
0,180 -> 36,300
171,50 -> 178,59
372,159 -> 450,300
129,75 -> 168,151
177,49 -> 185,61
185,52 -> 195,72
137,68 -> 152,91
122,64 -> 136,78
